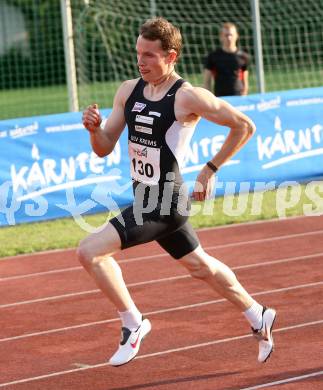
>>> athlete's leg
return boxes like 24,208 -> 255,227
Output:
77,218 -> 154,367
158,220 -> 255,309
77,221 -> 135,312
178,243 -> 276,363
78,204 -> 190,367
178,244 -> 254,310
78,200 -> 189,312
158,221 -> 276,362
157,220 -> 253,309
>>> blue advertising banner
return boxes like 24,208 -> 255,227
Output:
0,87 -> 322,226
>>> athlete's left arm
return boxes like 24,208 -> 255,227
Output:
178,87 -> 256,201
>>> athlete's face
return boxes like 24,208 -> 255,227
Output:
136,35 -> 176,82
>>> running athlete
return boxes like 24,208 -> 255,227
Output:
81,17 -> 276,367
204,22 -> 249,97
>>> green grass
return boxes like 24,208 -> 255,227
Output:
0,85 -> 69,119
1,182 -> 322,258
1,68 -> 322,120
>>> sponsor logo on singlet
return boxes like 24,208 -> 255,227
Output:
132,102 -> 146,112
135,125 -> 152,135
130,135 -> 157,147
135,115 -> 154,125
149,111 -> 161,117
134,146 -> 148,157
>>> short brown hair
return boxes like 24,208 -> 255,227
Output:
220,22 -> 239,35
140,17 -> 182,62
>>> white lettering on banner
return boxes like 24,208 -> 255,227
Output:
76,153 -> 89,173
107,142 -> 121,166
9,122 -> 38,138
183,135 -> 226,166
199,138 -> 211,157
10,141 -> 121,197
286,97 -> 323,107
43,158 -> 76,183
45,123 -> 83,133
234,104 -> 256,112
0,182 -> 22,225
32,144 -> 40,160
257,116 -> 323,169
89,154 -> 105,174
257,96 -> 281,112
180,135 -> 240,173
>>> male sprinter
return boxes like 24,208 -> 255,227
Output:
81,17 -> 276,367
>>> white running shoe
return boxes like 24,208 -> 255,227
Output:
109,318 -> 151,367
252,307 -> 277,363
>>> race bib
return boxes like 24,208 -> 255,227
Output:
128,141 -> 160,185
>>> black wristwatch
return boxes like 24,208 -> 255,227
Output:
206,161 -> 218,173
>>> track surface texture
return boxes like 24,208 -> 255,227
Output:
0,215 -> 323,389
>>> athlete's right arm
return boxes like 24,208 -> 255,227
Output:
82,81 -> 133,157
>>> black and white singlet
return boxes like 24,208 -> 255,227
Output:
109,78 -> 200,259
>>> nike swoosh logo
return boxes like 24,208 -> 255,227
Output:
167,93 -> 174,96
130,330 -> 141,348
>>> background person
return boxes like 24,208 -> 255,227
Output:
203,22 -> 249,97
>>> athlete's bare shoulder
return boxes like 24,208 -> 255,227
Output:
175,81 -> 224,124
177,82 -> 217,103
176,82 -> 221,113
175,81 -> 198,107
177,80 -> 193,94
115,78 -> 141,106
119,78 -> 140,92
175,81 -> 201,124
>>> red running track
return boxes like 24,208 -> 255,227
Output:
0,215 -> 323,389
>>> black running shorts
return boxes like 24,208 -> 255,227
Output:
109,203 -> 200,259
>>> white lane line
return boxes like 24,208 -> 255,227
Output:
136,319 -> 323,359
0,319 -> 322,388
196,214 -> 321,231
0,248 -> 75,262
1,229 -> 323,281
0,275 -> 189,309
233,252 -> 323,271
71,363 -> 92,369
1,280 -> 322,343
240,370 -> 323,389
0,248 -> 323,282
0,214 -> 317,262
113,229 -> 323,265
0,266 -> 82,282
0,290 -> 97,309
1,252 -> 322,308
